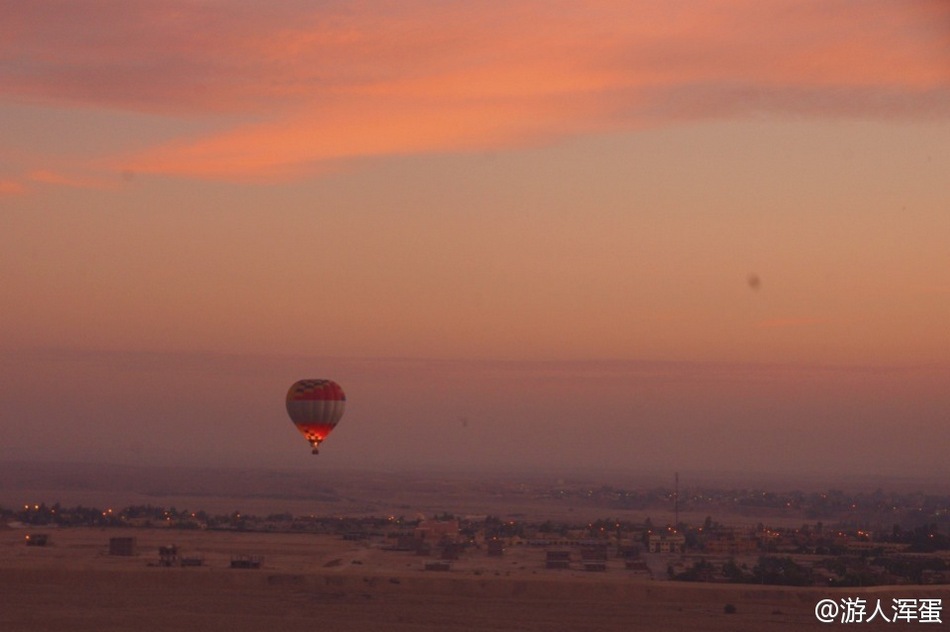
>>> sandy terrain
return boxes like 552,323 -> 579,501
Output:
2,527 -> 944,631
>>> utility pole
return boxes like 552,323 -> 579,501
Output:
674,472 -> 679,531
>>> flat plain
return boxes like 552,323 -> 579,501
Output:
4,525 -> 947,631
1,464 -> 946,631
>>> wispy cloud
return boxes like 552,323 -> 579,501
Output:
0,179 -> 27,195
3,0 -> 948,180
28,169 -> 120,190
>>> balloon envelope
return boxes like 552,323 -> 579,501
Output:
286,379 -> 346,454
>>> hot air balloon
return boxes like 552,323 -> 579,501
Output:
285,379 -> 346,454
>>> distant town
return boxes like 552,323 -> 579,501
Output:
5,481 -> 949,587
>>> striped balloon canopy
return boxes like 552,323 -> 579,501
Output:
285,379 -> 346,454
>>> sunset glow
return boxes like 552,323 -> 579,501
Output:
2,1 -> 949,474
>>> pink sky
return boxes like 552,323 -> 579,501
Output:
1,1 -> 949,476
3,1 -> 948,180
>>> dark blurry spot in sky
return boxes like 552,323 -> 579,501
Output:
747,273 -> 761,291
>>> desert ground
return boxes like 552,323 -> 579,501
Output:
3,464 -> 947,630
2,526 -> 945,632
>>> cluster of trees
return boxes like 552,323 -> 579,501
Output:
672,556 -> 813,586
881,523 -> 950,552
1,502 -> 421,534
5,502 -> 249,530
671,551 -> 950,587
4,502 -> 126,527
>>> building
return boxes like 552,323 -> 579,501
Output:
414,541 -> 432,556
414,519 -> 460,543
545,550 -> 571,569
388,534 -> 421,551
109,537 -> 136,556
705,530 -> 758,556
647,532 -> 685,554
158,545 -> 178,567
230,554 -> 263,569
424,560 -> 451,571
581,545 -> 608,561
625,559 -> 650,573
25,533 -> 49,547
618,544 -> 641,560
439,542 -> 461,560
180,555 -> 204,567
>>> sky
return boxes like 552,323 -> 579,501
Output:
1,1 -> 949,479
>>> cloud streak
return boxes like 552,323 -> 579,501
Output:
27,169 -> 120,190
0,179 -> 26,195
3,0 -> 948,180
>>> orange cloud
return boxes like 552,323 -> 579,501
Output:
28,169 -> 120,191
3,0 -> 948,180
0,179 -> 27,195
